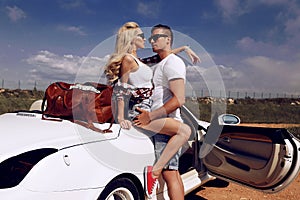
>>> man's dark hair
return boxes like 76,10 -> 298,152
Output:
151,24 -> 173,45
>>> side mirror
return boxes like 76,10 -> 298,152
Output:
218,114 -> 240,125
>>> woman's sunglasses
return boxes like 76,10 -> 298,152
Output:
148,34 -> 169,43
137,33 -> 145,39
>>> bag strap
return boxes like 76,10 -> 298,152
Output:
74,120 -> 113,133
42,114 -> 63,122
41,116 -> 113,133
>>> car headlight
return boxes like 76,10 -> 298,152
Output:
0,148 -> 57,189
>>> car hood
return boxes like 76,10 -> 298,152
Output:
0,112 -> 120,160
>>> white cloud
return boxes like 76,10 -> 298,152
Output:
6,6 -> 26,22
232,0 -> 300,66
184,63 -> 245,97
137,2 -> 159,18
59,0 -> 94,14
281,2 -> 300,50
217,64 -> 242,80
215,0 -> 298,24
214,52 -> 300,93
243,56 -> 282,74
211,64 -> 245,92
237,37 -> 276,54
58,25 -> 87,36
59,0 -> 84,9
284,15 -> 300,37
236,37 -> 256,49
214,0 -> 249,22
239,56 -> 300,92
236,36 -> 300,62
258,0 -> 287,6
26,50 -> 109,83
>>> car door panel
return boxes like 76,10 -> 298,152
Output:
216,132 -> 273,169
203,125 -> 300,191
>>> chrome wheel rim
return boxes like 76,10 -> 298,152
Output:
105,187 -> 135,200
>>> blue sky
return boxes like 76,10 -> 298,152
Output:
0,0 -> 299,96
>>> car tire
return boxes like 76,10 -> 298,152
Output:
98,177 -> 143,200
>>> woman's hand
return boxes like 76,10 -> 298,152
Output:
119,119 -> 132,129
185,46 -> 201,64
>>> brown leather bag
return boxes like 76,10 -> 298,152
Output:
42,82 -> 115,133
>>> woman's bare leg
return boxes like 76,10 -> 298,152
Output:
140,118 -> 191,177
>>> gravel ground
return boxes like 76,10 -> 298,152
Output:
186,174 -> 300,200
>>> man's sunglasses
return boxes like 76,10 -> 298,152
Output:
137,33 -> 145,39
148,34 -> 169,43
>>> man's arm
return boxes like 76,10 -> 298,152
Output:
150,78 -> 185,120
134,78 -> 185,125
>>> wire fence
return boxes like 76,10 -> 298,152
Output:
1,79 -> 299,99
0,79 -> 51,91
195,89 -> 300,99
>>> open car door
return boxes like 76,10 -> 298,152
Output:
202,124 -> 300,193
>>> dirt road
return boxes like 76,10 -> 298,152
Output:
186,174 -> 300,200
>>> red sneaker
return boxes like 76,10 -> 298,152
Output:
144,166 -> 158,198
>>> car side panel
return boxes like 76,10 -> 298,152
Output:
0,185 -> 101,200
21,128 -> 155,192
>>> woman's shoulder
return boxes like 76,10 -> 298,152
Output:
121,54 -> 138,71
122,54 -> 136,65
122,54 -> 135,61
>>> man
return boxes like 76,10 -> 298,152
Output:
134,24 -> 187,200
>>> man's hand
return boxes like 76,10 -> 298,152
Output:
133,107 -> 151,127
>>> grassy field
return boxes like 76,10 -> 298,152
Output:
0,89 -> 44,114
184,97 -> 300,138
184,97 -> 300,123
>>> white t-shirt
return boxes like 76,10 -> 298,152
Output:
151,53 -> 186,121
128,54 -> 153,88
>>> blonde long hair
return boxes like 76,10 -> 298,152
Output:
105,22 -> 140,84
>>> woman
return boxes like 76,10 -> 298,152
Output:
105,21 -> 198,198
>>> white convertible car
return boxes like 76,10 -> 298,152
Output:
0,104 -> 299,200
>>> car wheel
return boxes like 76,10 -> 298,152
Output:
99,177 -> 143,200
